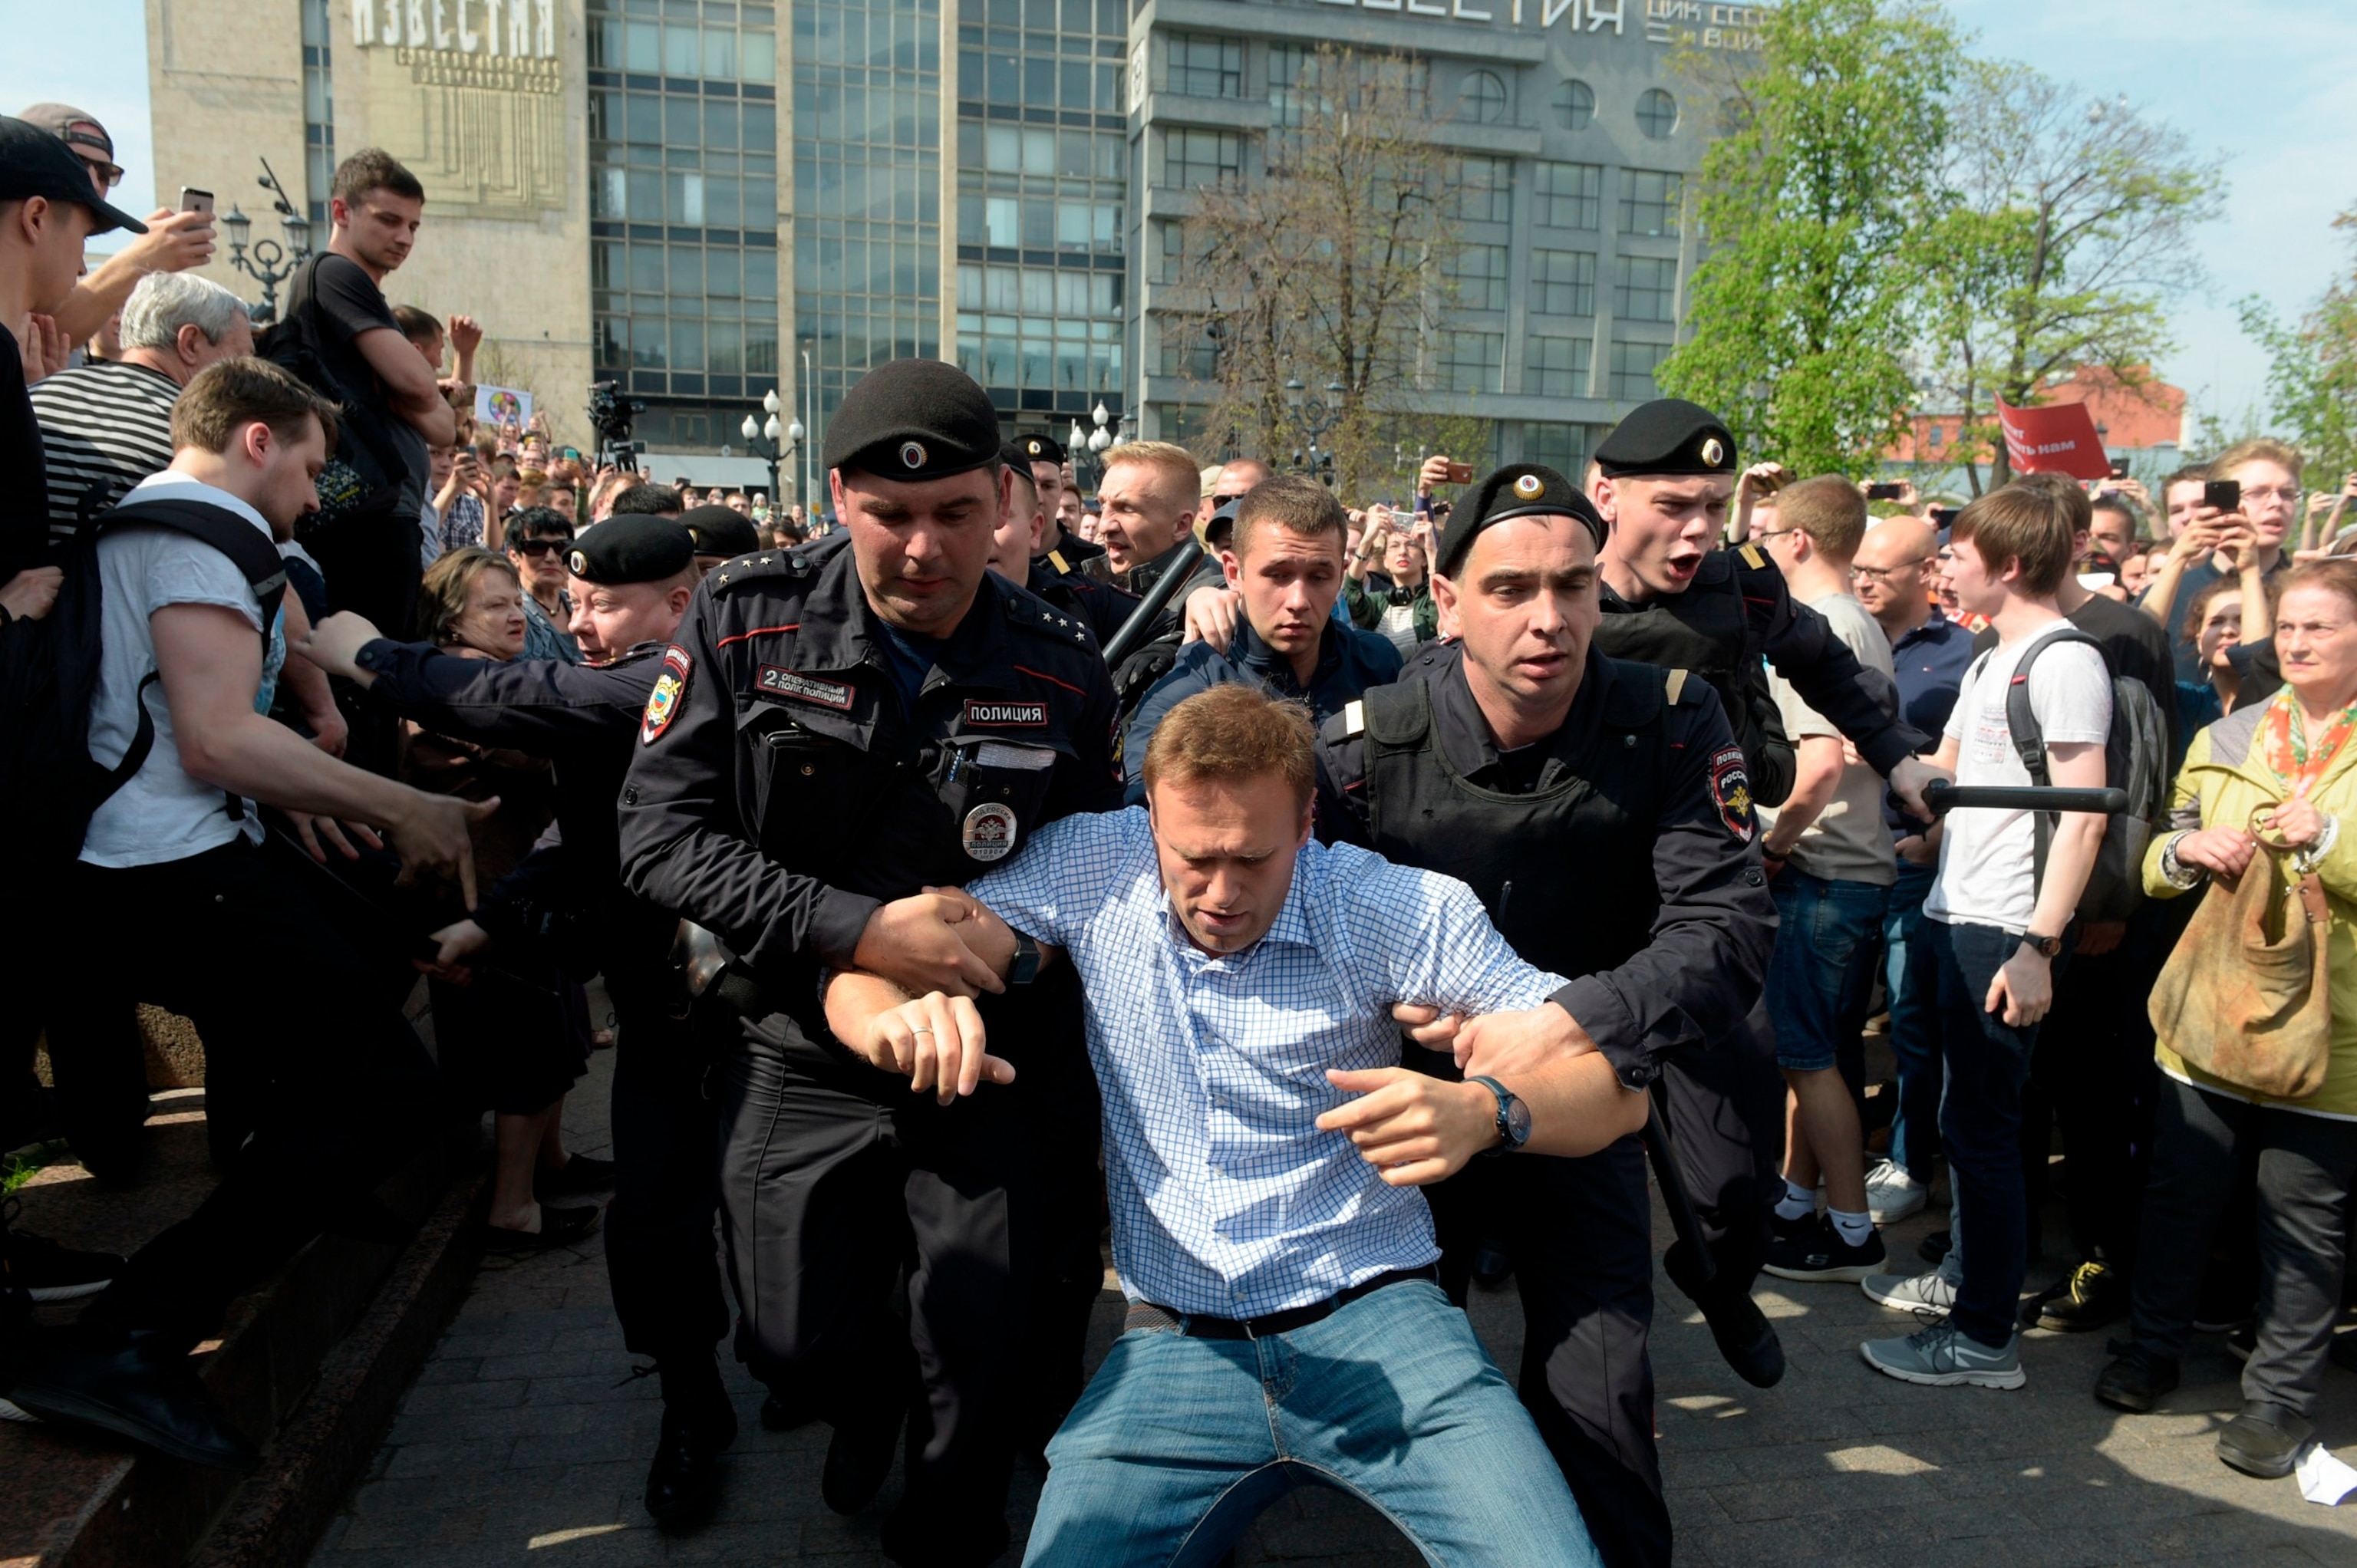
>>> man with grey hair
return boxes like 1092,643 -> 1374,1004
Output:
32,269 -> 253,546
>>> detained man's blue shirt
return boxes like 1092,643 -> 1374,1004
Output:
966,807 -> 1567,1319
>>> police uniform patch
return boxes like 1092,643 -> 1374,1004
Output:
756,667 -> 855,710
1709,744 -> 1754,841
641,646 -> 691,745
964,700 -> 1047,726
962,801 -> 1017,862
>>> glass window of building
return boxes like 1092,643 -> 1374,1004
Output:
955,0 -> 1125,113
1619,170 -> 1683,237
299,0 -> 335,229
1535,162 -> 1602,231
1448,244 -> 1510,312
1610,340 -> 1670,401
588,0 -> 783,434
1524,422 -> 1596,476
1269,42 -> 1427,128
1165,34 -> 1242,98
1637,87 -> 1680,140
1163,128 -> 1241,189
1459,70 -> 1507,126
1438,331 -> 1505,395
1525,337 -> 1591,398
1551,79 -> 1594,132
1442,156 -> 1514,225
1531,250 -> 1596,318
1613,255 -> 1678,324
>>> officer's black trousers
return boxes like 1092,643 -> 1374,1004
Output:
1656,999 -> 1786,1297
1430,1138 -> 1666,1568
717,1013 -> 1050,1562
601,967 -> 730,1369
49,840 -> 439,1348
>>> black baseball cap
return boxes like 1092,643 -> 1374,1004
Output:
0,115 -> 147,235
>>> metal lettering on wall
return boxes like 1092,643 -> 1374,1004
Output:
1304,0 -> 1767,49
350,0 -> 566,216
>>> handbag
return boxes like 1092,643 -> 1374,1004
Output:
2148,804 -> 2333,1100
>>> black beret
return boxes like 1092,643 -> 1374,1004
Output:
1594,398 -> 1738,479
567,515 -> 694,585
1436,464 -> 1605,575
824,359 -> 1002,483
1016,431 -> 1066,466
1000,440 -> 1042,480
678,504 -> 758,558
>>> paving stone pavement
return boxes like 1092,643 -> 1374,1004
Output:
310,1043 -> 2357,1566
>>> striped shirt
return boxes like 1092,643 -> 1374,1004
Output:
967,806 -> 1567,1319
30,359 -> 180,545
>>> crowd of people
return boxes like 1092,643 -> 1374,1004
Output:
1,100 -> 2355,1568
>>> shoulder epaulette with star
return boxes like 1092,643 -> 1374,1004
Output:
991,571 -> 1095,649
708,548 -> 816,595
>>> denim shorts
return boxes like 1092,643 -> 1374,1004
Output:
1766,867 -> 1892,1072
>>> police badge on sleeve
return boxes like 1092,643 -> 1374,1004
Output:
1709,746 -> 1755,841
641,646 -> 691,745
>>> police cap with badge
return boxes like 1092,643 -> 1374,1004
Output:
1016,431 -> 1066,469
1435,463 -> 1607,575
678,504 -> 758,561
1593,398 -> 1738,479
569,515 -> 695,583
825,358 -> 1004,483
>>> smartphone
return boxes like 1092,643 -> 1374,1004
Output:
2205,478 -> 2242,513
1444,462 -> 1474,486
1928,506 -> 1959,527
1865,483 -> 1905,501
2109,460 -> 2131,480
178,186 -> 214,219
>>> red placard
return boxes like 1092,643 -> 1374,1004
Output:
1993,398 -> 2114,482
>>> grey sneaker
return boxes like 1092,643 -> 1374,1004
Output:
1864,1158 -> 1929,1224
1861,1320 -> 2026,1389
1863,1270 -> 1956,1314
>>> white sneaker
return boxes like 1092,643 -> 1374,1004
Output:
1864,1159 -> 1928,1224
1863,1269 -> 1956,1314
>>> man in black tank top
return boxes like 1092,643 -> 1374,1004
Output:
1316,465 -> 1775,1568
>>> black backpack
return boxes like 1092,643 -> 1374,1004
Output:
27,498 -> 287,860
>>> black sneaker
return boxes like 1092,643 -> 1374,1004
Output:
1770,1205 -> 1818,1244
2022,1261 -> 2127,1333
2093,1339 -> 2180,1414
1918,1230 -> 1953,1267
1762,1216 -> 1886,1283
0,1197 -> 124,1303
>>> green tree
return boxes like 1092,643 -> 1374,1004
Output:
1657,0 -> 1962,479
2241,206 -> 2357,488
1918,63 -> 2221,492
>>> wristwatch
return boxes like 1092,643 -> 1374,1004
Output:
2021,930 -> 2064,959
1007,932 -> 1041,987
1469,1076 -> 1531,1157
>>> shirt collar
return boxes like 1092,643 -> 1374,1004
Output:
127,471 -> 273,540
1892,609 -> 1963,650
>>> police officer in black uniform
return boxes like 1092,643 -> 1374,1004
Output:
1017,430 -> 1109,583
616,360 -> 1122,1568
682,502 -> 762,577
1571,402 -> 1937,1339
1317,465 -> 1774,1568
305,516 -> 740,1525
1000,440 -> 1136,646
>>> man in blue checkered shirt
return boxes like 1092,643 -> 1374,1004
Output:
823,684 -> 1637,1566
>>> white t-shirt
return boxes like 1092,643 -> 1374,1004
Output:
1925,624 -> 2111,932
1758,589 -> 1897,888
81,473 -> 287,869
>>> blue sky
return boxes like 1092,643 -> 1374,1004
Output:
5,0 -> 2351,426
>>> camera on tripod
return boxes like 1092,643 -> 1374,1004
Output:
587,380 -> 648,471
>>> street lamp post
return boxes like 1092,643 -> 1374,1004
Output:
221,157 -> 313,326
800,343 -> 817,522
1283,377 -> 1347,485
1069,400 -> 1126,490
740,387 -> 801,515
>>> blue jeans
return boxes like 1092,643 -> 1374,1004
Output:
1883,861 -> 1942,1180
1766,868 -> 1890,1073
1927,917 -> 2045,1348
1025,1280 -> 1600,1568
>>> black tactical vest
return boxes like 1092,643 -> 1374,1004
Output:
1594,559 -> 1795,805
1358,660 -> 1676,1029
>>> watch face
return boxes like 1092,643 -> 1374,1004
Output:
1505,1095 -> 1533,1146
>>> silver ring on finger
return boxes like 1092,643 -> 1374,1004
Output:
912,1026 -> 935,1036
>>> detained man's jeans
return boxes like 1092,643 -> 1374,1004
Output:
1883,860 -> 1942,1180
1927,917 -> 2048,1349
1024,1279 -> 1600,1567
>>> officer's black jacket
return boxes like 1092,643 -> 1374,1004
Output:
617,531 -> 1122,1004
354,637 -> 668,957
1597,544 -> 1929,780
1107,543 -> 1228,711
1027,548 -> 1137,647
1317,640 -> 1775,1092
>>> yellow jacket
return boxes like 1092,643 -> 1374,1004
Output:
2145,697 -> 2357,1117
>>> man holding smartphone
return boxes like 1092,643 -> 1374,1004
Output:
2136,439 -> 2299,682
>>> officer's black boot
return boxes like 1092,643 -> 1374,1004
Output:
1663,1237 -> 1785,1388
644,1354 -> 737,1527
